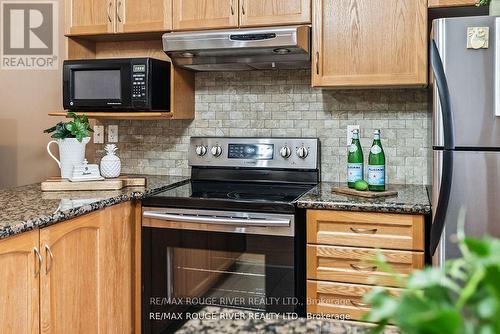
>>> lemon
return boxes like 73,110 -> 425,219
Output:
354,180 -> 369,191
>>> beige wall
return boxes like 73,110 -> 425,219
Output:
0,1 -> 65,187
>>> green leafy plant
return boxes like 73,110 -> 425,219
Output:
44,113 -> 93,142
364,210 -> 500,334
476,0 -> 491,6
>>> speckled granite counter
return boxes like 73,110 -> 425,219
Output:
296,182 -> 430,215
173,306 -> 398,333
0,175 -> 188,240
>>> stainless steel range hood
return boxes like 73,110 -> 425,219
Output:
162,26 -> 310,71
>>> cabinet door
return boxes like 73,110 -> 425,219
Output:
239,0 -> 310,27
312,0 -> 427,88
172,0 -> 238,31
40,202 -> 139,334
117,0 -> 172,33
66,0 -> 115,35
0,231 -> 40,334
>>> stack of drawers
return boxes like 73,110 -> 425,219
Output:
306,210 -> 425,320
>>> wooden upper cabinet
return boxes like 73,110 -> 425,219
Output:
40,202 -> 137,334
66,0 -> 114,35
0,231 -> 40,334
239,0 -> 311,27
428,0 -> 477,8
312,0 -> 428,88
172,0 -> 238,31
117,0 -> 172,33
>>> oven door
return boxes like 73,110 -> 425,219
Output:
142,208 -> 298,334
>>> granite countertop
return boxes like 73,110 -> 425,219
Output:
174,306 -> 398,334
0,175 -> 188,240
296,182 -> 431,215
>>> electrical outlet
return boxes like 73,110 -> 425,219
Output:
346,125 -> 360,146
108,125 -> 119,143
93,125 -> 104,144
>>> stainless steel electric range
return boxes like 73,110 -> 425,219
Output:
141,137 -> 320,334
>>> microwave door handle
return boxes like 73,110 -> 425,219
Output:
142,211 -> 290,227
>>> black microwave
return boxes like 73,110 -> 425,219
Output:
63,58 -> 170,111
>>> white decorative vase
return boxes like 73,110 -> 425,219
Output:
491,0 -> 500,16
100,144 -> 121,178
47,137 -> 90,179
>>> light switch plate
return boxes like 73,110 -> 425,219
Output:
347,125 -> 360,146
108,125 -> 118,143
93,125 -> 104,144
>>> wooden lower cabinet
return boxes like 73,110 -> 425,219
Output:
0,231 -> 40,334
0,201 -> 141,334
306,209 -> 425,322
307,280 -> 400,321
307,244 -> 424,287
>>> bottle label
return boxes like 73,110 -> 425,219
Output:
371,145 -> 382,154
348,163 -> 363,183
368,165 -> 385,186
349,144 -> 358,153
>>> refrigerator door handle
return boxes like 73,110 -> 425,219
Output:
495,18 -> 500,117
430,150 -> 453,256
430,39 -> 455,256
430,40 -> 455,150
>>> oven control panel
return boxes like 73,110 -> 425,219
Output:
189,137 -> 319,170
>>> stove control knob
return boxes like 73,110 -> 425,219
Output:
211,145 -> 222,157
279,146 -> 292,158
195,145 -> 207,157
296,146 -> 309,159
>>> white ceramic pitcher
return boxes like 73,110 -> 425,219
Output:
47,137 -> 90,179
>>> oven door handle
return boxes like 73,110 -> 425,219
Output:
143,211 -> 291,227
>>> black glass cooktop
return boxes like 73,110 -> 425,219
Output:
142,181 -> 315,214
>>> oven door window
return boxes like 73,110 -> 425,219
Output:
145,228 -> 295,315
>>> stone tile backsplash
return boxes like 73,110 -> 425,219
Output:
95,70 -> 431,185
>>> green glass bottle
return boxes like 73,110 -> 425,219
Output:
368,129 -> 386,191
347,129 -> 364,188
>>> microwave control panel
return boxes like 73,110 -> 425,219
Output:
132,64 -> 146,100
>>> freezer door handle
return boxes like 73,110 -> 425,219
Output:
430,40 -> 455,150
495,18 -> 500,117
430,150 -> 454,256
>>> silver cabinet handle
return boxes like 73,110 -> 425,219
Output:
33,247 -> 43,277
107,1 -> 112,22
44,244 -> 54,274
350,300 -> 370,308
143,211 -> 290,227
350,264 -> 377,272
116,1 -> 122,22
350,227 -> 378,234
241,0 -> 245,15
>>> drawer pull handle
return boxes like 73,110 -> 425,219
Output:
44,244 -> 54,274
350,227 -> 378,234
350,264 -> 377,272
350,300 -> 370,308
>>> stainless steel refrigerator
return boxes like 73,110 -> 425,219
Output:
431,16 -> 500,265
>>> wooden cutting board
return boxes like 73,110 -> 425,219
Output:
41,176 -> 146,192
332,186 -> 398,198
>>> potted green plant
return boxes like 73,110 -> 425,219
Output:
44,113 -> 93,179
476,0 -> 500,16
364,211 -> 500,334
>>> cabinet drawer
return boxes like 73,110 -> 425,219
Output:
307,210 -> 424,251
307,280 -> 400,321
307,245 -> 424,287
